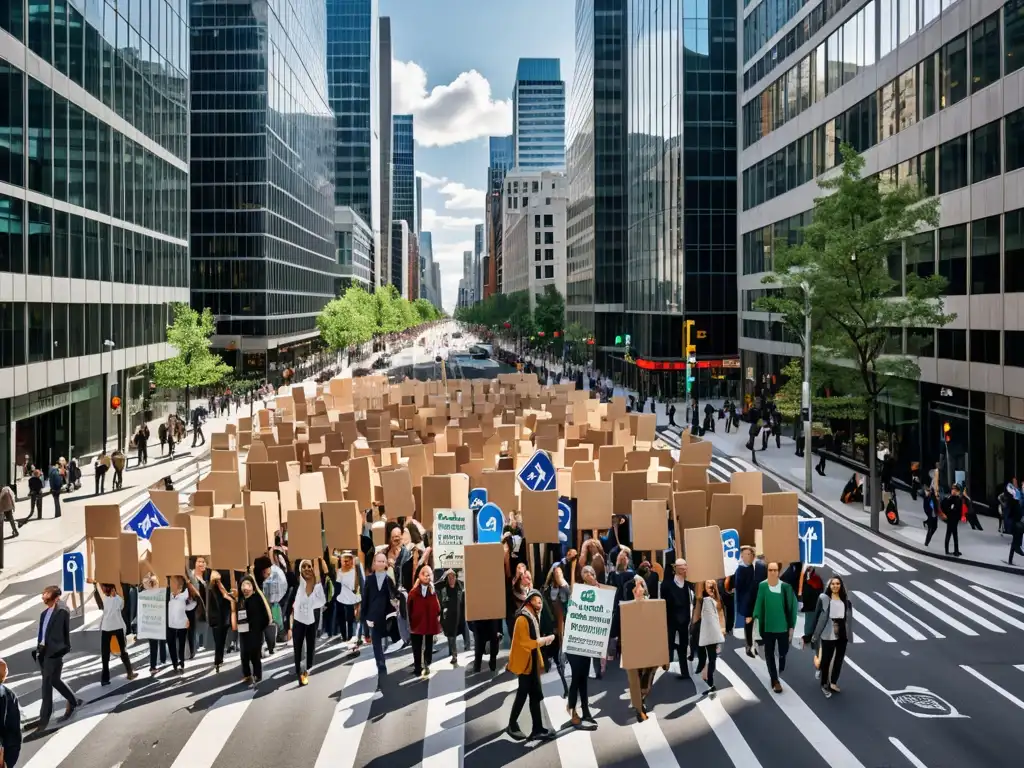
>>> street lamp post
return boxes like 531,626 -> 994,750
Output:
103,339 -> 116,452
800,283 -> 813,495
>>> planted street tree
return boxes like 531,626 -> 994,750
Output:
764,144 -> 953,530
153,303 -> 233,417
317,286 -> 376,351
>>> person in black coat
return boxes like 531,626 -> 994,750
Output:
0,658 -> 23,768
361,551 -> 397,677
734,549 -> 767,656
662,559 -> 693,678
31,586 -> 80,733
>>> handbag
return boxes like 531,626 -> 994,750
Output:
110,635 -> 121,655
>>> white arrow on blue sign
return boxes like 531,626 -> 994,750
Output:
62,551 -> 85,592
518,450 -> 556,492
126,500 -> 170,541
477,502 -> 504,544
721,528 -> 740,576
798,518 -> 825,567
469,488 -> 488,511
557,499 -> 572,544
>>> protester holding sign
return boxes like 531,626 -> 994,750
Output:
92,583 -> 137,686
625,576 -> 657,723
408,564 -> 441,678
232,575 -> 272,686
662,559 -> 693,679
696,580 -> 726,697
362,552 -> 398,677
563,568 -> 609,728
206,571 -> 235,674
166,576 -> 200,674
289,560 -> 327,686
334,552 -> 363,642
138,576 -> 168,674
437,570 -> 464,666
506,589 -> 555,741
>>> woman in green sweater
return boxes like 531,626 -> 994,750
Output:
752,562 -> 799,693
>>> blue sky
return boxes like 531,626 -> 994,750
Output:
380,0 -> 574,311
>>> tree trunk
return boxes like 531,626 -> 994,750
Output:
868,406 -> 881,531
185,384 -> 191,424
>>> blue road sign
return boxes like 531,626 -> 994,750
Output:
799,518 -> 825,567
477,502 -> 504,544
469,488 -> 488,512
518,450 -> 556,492
721,528 -> 740,576
62,552 -> 85,593
126,500 -> 170,540
557,499 -> 572,544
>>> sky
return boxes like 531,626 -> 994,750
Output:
380,0 -> 575,313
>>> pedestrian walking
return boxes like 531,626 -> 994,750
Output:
437,569 -> 464,665
111,449 -> 126,490
696,579 -> 726,697
158,422 -> 168,457
811,576 -> 854,697
941,484 -> 964,557
289,560 -> 326,686
28,468 -> 44,520
408,564 -> 441,678
47,462 -> 63,518
667,403 -> 677,427
334,551 -> 363,641
186,557 -> 209,657
816,432 -> 831,476
191,408 -> 206,448
0,658 -> 23,768
752,562 -> 798,693
506,589 -> 554,741
92,583 -> 137,685
93,451 -> 110,495
1,484 -> 17,538
166,576 -> 200,673
140,575 -> 168,675
662,558 -> 693,678
31,586 -> 80,734
233,575 -> 272,687
362,551 -> 398,678
206,571 -> 234,673
626,576 -> 658,722
258,553 -> 289,654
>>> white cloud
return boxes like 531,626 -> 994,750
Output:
393,60 -> 513,147
416,171 -> 446,188
417,174 -> 484,211
421,208 -> 482,231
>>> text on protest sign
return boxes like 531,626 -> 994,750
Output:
562,584 -> 616,660
433,507 -> 472,570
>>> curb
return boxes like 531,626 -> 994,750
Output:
0,452 -> 209,587
740,454 -> 1024,576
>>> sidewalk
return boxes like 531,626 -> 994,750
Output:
694,422 -> 1024,575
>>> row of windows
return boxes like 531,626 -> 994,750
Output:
0,300 -> 173,370
744,5 -> 1020,147
911,328 -> 1024,367
744,0 -> 836,64
743,69 -> 1024,211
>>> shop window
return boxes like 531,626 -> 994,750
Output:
970,329 -> 1001,364
940,35 -> 968,108
1007,108 -> 1024,172
937,329 -> 967,361
971,13 -> 1002,92
1007,209 -> 1024,293
971,216 -> 1001,294
939,135 -> 968,193
939,224 -> 968,295
1006,0 -> 1024,75
1006,331 -> 1024,367
972,121 -> 1001,183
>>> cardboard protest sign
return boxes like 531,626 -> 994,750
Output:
631,499 -> 668,551
612,470 -> 647,517
464,543 -> 506,621
150,527 -> 188,577
620,599 -> 669,669
730,471 -> 763,508
209,518 -> 248,571
199,471 -> 243,505
742,503 -> 764,548
420,474 -> 469,530
211,432 -> 231,450
247,440 -> 269,464
673,464 -> 709,491
762,515 -> 800,564
278,480 -> 299,523
563,446 -> 591,467
244,505 -> 269,562
520,489 -> 560,543
299,471 -> 328,511
347,456 -> 375,511
598,445 -> 626,480
677,440 -> 713,466
174,513 -> 211,557
763,492 -> 799,517
149,490 -> 179,519
211,450 -> 239,473
433,508 -> 473,569
380,467 -> 414,518
287,508 -> 324,560
249,491 -> 280,542
322,500 -> 362,550
479,470 -> 516,513
85,504 -> 122,579
119,532 -> 140,584
709,494 -> 744,537
433,452 -> 457,475
683,525 -> 726,582
705,481 -> 732,513
137,588 -> 167,641
562,583 -> 617,659
92,537 -> 121,584
575,480 -> 613,530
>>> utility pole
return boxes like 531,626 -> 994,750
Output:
801,283 -> 813,494
683,319 -> 696,401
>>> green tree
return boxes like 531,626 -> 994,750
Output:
772,358 -> 866,420
374,285 -> 407,334
413,298 -> 439,323
398,296 -> 420,329
317,286 -> 376,351
564,321 -> 593,365
765,144 -> 953,529
152,303 -> 233,414
533,285 -> 565,336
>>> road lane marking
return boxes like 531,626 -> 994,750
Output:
844,549 -> 896,572
889,737 -> 930,768
968,585 -> 1024,617
876,552 -> 916,571
0,619 -> 34,646
315,655 -> 380,768
909,581 -> 1004,633
960,666 -> 1024,711
933,580 -> 1024,631
851,591 -> 926,640
170,689 -> 255,768
889,584 -> 978,636
632,713 -> 683,767
21,696 -> 125,768
872,592 -> 944,638
422,649 -> 470,768
823,558 -> 851,576
847,608 -> 896,643
734,647 -> 867,768
823,550 -> 868,573
695,696 -> 764,767
714,659 -> 758,703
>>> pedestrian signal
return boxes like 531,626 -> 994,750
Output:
110,395 -> 122,410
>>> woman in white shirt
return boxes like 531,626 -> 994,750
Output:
335,551 -> 363,643
289,559 -> 327,686
93,582 -> 138,685
810,576 -> 855,698
696,580 -> 727,698
166,575 -> 199,674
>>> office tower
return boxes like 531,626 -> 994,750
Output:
432,262 -> 442,309
624,0 -> 738,398
391,115 -> 415,293
512,58 -> 566,171
485,135 -> 514,297
0,1 -> 190,480
739,1 -> 1024,508
326,0 -> 381,291
416,175 -> 423,235
378,16 -> 393,289
334,207 -> 374,291
420,231 -> 435,305
391,220 -> 411,299
473,223 -> 484,304
408,234 -> 420,300
566,0 -> 628,370
501,170 -> 568,309
190,0 -> 336,380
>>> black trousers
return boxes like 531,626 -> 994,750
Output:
148,640 -> 167,669
699,644 -> 718,687
411,633 -> 434,674
743,617 -> 755,649
945,520 -> 960,554
293,620 -> 317,676
509,669 -> 544,734
167,627 -> 187,669
816,453 -> 827,474
925,516 -> 938,546
819,639 -> 847,686
213,623 -> 230,666
722,592 -> 735,634
763,632 -> 789,684
667,620 -> 688,672
100,629 -> 133,684
52,489 -> 61,518
473,621 -> 499,671
566,653 -> 591,717
240,636 -> 263,679
37,656 -> 76,728
370,623 -> 387,674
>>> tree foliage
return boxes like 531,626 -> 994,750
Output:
764,144 -> 954,526
413,298 -> 441,323
152,304 -> 233,390
533,285 -> 566,336
772,358 -> 866,420
316,285 -> 439,352
455,291 -> 534,334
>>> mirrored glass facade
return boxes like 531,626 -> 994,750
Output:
390,113 -> 414,292
513,58 -> 566,171
189,0 -> 336,348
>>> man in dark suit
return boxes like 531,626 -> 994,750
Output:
662,558 -> 694,679
31,586 -> 80,734
361,552 -> 396,678
1,657 -> 23,768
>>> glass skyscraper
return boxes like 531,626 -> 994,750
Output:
391,114 -> 414,293
0,0 -> 190,484
486,135 -> 513,295
189,0 -> 337,380
513,58 -> 566,171
624,0 -> 739,398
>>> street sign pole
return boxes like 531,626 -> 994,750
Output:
683,319 -> 696,403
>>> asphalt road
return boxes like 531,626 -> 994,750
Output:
3,420 -> 1024,767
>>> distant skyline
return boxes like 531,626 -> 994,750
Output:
380,0 -> 574,311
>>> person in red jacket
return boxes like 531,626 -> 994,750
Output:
408,564 -> 441,678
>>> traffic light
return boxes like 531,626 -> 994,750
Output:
683,320 -> 696,397
110,395 -> 122,411
943,422 -> 951,443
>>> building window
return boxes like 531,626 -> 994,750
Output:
970,330 -> 1001,364
543,214 -> 553,227
1007,0 -> 1024,75
544,265 -> 554,279
879,81 -> 898,140
0,0 -> 22,41
972,121 -> 1001,183
938,135 -> 968,193
906,231 -> 935,281
1007,331 -> 1024,367
897,68 -> 917,132
920,55 -> 937,118
1007,108 -> 1024,172
1007,208 -> 1024,293
971,216 -> 1001,294
909,327 -> 935,357
27,303 -> 51,363
940,35 -> 968,108
937,329 -> 967,361
535,231 -> 541,245
534,248 -> 541,262
535,266 -> 542,280
939,224 -> 968,295
544,232 -> 554,245
0,194 -> 24,274
0,65 -> 25,187
544,248 -> 554,261
971,13 -> 1002,92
